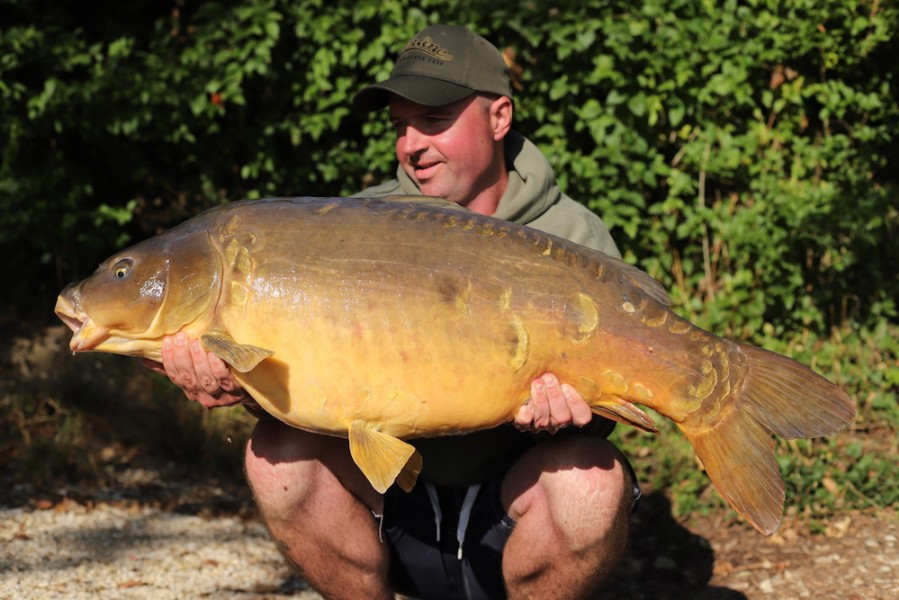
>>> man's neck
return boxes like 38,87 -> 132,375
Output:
465,188 -> 503,216
462,151 -> 509,216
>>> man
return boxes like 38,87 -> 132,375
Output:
151,25 -> 639,599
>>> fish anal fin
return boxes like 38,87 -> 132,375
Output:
200,332 -> 274,373
589,395 -> 659,433
348,420 -> 421,494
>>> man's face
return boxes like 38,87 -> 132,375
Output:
389,94 -> 509,211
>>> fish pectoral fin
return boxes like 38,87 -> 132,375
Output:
348,420 -> 421,494
589,396 -> 659,433
200,332 -> 274,373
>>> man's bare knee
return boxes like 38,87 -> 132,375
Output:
501,436 -> 634,596
245,419 -> 381,517
244,421 -> 318,520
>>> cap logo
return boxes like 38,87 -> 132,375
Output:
402,35 -> 454,61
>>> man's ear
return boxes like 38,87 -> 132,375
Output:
490,96 -> 513,141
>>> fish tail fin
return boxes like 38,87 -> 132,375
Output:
681,344 -> 855,535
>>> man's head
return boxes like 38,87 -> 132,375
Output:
354,25 -> 514,213
352,24 -> 512,112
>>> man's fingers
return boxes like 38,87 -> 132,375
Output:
162,333 -> 194,387
562,383 -> 594,426
518,375 -> 594,433
529,378 -> 551,428
155,333 -> 250,409
207,353 -> 241,393
188,339 -> 220,394
514,399 -> 535,430
542,374 -> 572,429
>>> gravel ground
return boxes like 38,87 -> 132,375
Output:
0,499 -> 318,600
1,486 -> 896,600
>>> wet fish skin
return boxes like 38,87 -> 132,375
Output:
55,196 -> 856,534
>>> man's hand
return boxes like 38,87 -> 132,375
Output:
142,332 -> 251,409
514,373 -> 593,433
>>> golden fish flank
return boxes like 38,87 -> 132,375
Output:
640,306 -> 669,328
313,200 -> 340,216
506,315 -> 530,371
54,196 -> 855,536
668,319 -> 692,335
225,238 -> 252,272
498,288 -> 513,311
433,272 -> 472,314
632,383 -> 654,403
571,292 -> 599,340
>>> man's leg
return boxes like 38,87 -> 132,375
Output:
501,436 -> 633,598
244,418 -> 392,600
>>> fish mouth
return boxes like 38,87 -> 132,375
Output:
54,294 -> 110,352
57,311 -> 84,334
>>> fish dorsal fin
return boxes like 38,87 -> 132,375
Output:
200,332 -> 274,373
383,195 -> 468,212
604,255 -> 672,307
348,420 -> 422,493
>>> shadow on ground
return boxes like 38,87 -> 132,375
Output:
599,491 -> 747,600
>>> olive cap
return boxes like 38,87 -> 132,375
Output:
353,24 -> 512,112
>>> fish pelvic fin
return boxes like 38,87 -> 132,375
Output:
200,332 -> 274,373
682,344 -> 856,535
348,420 -> 422,494
589,396 -> 659,433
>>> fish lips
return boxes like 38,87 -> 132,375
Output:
54,290 -> 109,352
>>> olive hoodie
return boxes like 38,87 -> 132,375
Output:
354,130 -> 621,257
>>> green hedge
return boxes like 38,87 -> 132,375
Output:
2,0 -> 897,516
2,0 -> 897,338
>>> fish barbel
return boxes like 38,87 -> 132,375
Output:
54,196 -> 855,534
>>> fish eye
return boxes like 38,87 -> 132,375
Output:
112,258 -> 133,279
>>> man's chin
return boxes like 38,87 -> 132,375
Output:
417,183 -> 455,203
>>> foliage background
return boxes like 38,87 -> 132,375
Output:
1,0 -> 897,521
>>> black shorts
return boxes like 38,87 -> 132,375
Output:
381,470 -> 512,600
379,453 -> 642,600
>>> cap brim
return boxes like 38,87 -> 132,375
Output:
352,75 -> 475,112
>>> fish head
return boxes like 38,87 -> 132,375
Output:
55,228 -> 222,360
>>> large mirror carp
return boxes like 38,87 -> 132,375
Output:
55,196 -> 855,534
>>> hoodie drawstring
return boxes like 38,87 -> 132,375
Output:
423,482 -> 482,560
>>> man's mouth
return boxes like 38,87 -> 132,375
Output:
413,161 -> 441,180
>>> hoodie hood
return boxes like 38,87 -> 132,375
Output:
394,130 -> 560,226
491,131 -> 561,224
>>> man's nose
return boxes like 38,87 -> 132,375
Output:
398,125 -> 428,156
